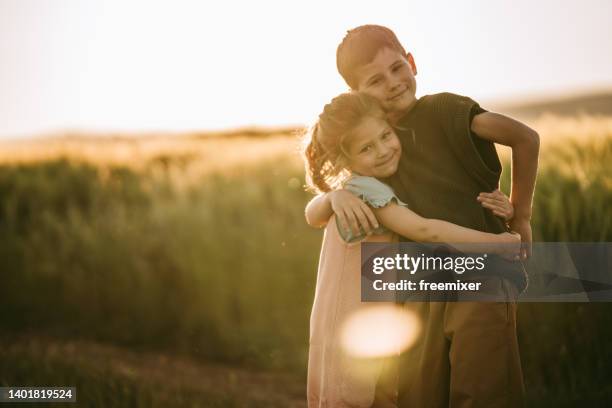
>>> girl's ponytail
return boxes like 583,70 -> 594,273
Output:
303,124 -> 332,193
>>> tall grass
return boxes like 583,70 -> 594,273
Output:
499,136 -> 612,241
0,155 -> 319,372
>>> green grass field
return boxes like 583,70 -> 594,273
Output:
1,118 -> 611,406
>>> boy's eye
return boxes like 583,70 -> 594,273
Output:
360,145 -> 372,154
382,132 -> 391,140
392,64 -> 403,72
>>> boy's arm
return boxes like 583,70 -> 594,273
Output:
305,190 -> 379,235
471,112 -> 540,258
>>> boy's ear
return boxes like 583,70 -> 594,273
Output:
406,52 -> 417,75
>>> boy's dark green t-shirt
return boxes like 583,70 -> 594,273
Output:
384,92 -> 502,230
382,92 -> 527,291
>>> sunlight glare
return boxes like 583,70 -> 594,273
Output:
340,305 -> 420,358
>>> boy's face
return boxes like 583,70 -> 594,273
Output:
353,48 -> 418,121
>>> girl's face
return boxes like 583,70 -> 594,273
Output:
346,116 -> 401,178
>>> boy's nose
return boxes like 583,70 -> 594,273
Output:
388,80 -> 402,93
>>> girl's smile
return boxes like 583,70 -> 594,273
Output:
376,150 -> 398,168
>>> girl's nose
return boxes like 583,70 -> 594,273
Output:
376,143 -> 390,157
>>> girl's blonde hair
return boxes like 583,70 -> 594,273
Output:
302,92 -> 386,193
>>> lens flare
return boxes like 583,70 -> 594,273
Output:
340,305 -> 420,358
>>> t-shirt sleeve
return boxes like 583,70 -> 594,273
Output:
470,104 -> 503,176
335,176 -> 406,243
344,176 -> 407,208
437,93 -> 501,187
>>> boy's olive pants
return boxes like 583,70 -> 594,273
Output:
396,277 -> 525,408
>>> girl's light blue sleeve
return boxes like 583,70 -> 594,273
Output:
336,176 -> 407,243
345,176 -> 407,208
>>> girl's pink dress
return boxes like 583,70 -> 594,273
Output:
307,175 -> 406,407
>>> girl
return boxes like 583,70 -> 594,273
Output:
303,92 -> 519,407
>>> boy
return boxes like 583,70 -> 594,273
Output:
305,25 -> 539,407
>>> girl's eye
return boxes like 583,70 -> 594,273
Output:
360,145 -> 372,154
382,132 -> 391,140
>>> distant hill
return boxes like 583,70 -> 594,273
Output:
489,91 -> 612,120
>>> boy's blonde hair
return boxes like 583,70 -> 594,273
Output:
337,25 -> 407,90
302,92 -> 385,193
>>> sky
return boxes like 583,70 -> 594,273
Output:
1,0 -> 611,138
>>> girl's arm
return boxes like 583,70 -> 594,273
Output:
374,203 -> 520,256
478,189 -> 514,220
304,193 -> 334,228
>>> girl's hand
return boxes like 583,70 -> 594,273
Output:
329,189 -> 379,237
477,189 -> 514,221
496,231 -> 522,261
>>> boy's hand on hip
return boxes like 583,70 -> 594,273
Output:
508,218 -> 533,260
329,190 -> 378,237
